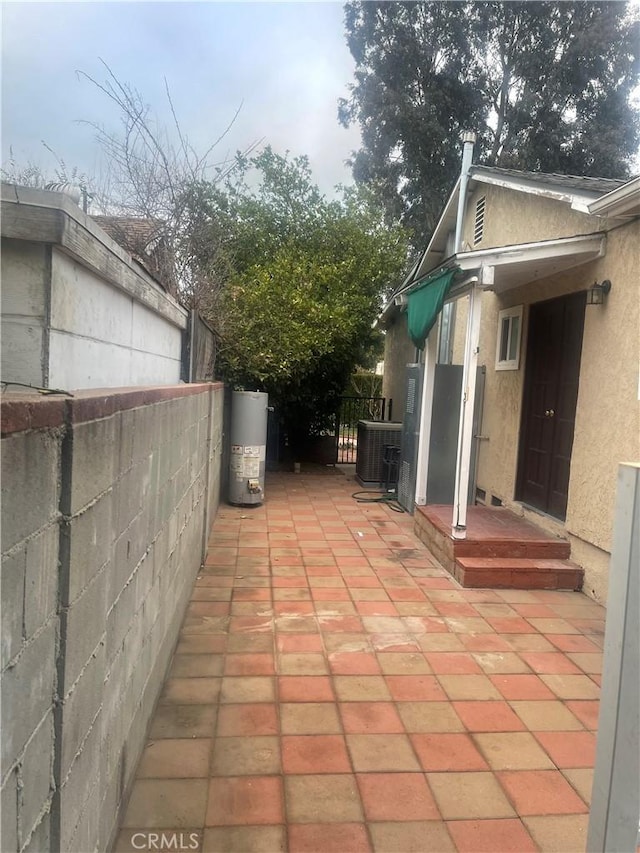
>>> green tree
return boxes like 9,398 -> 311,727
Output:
339,1 -> 640,248
214,147 -> 409,451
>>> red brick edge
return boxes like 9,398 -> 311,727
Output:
1,383 -> 225,436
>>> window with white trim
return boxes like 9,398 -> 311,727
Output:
495,305 -> 523,370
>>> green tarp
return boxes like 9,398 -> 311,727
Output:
406,267 -> 457,349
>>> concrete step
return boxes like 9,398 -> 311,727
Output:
454,556 -> 584,591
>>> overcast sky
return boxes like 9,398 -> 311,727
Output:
1,1 -> 362,196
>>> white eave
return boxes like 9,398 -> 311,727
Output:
454,232 -> 606,294
587,176 -> 640,218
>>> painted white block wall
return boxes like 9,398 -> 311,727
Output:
48,250 -> 182,389
1,184 -> 188,391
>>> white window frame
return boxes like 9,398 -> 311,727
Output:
495,305 -> 523,370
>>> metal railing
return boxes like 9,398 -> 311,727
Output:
337,396 -> 389,464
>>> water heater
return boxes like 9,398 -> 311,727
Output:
228,390 -> 269,506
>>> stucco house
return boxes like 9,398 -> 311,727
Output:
380,140 -> 639,602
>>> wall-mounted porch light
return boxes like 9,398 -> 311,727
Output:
586,279 -> 611,305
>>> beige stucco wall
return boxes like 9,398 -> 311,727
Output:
463,184 -> 601,251
471,215 -> 639,603
381,314 -> 420,418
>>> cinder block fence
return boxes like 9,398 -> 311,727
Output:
1,383 -> 224,852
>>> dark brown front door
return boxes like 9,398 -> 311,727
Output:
516,291 -> 586,520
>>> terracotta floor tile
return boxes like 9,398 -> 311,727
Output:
216,703 -> 279,736
285,774 -> 364,823
357,772 -> 439,820
122,779 -> 209,828
486,617 -> 534,634
472,651 -> 531,674
418,633 -> 466,652
288,823 -> 371,853
278,653 -> 328,676
424,653 -> 482,674
562,768 -> 594,804
473,732 -> 555,770
510,700 -> 584,731
523,814 -> 589,852
375,652 -> 431,675
277,634 -> 323,653
211,736 -> 281,775
368,821 -> 455,853
149,705 -> 217,739
397,701 -> 465,733
520,652 -> 582,674
317,616 -> 363,633
278,676 -> 335,702
452,701 -> 526,732
160,678 -> 221,705
489,674 -> 556,700
360,616 -> 408,634
224,654 -> 275,676
504,633 -> 555,652
333,675 -> 392,702
437,675 -> 502,700
565,700 -> 600,730
459,633 -> 511,652
346,733 -> 420,771
411,732 -> 488,771
566,652 -> 603,674
219,677 -> 275,704
372,633 -> 422,653
324,633 -> 371,653
498,770 -> 589,815
534,731 -> 597,768
546,634 -> 601,653
339,701 -> 404,734
203,825 -> 286,852
384,675 -> 447,702
428,772 -> 515,820
539,673 -> 600,700
282,734 -> 351,773
281,703 -> 342,735
447,818 -> 537,852
226,633 -> 273,653
350,588 -> 391,601
273,601 -> 315,616
526,618 -> 579,634
206,776 -> 284,826
137,739 -> 211,778
328,651 -> 381,675
354,601 -> 399,616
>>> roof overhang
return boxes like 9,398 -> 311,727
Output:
587,176 -> 640,218
454,232 -> 606,294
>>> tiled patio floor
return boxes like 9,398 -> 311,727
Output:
115,468 -> 606,852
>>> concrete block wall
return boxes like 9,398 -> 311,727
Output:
1,383 -> 224,853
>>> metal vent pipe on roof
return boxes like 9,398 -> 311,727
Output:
454,131 -> 476,253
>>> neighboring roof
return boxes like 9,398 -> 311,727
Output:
91,215 -> 174,291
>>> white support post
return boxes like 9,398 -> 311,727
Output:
415,331 -> 438,505
452,283 -> 482,538
587,463 -> 639,853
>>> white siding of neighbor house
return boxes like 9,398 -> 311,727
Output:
48,250 -> 182,389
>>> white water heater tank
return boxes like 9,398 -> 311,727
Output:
228,390 -> 269,506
